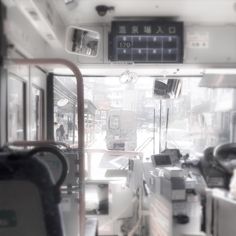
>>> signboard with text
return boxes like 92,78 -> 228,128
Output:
109,21 -> 184,63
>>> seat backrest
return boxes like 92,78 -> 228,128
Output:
0,149 -> 64,236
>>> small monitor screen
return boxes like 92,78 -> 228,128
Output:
151,154 -> 172,166
109,21 -> 183,63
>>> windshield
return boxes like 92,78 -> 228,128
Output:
109,115 -> 120,130
53,75 -> 235,179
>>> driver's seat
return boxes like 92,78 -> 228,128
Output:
199,146 -> 230,189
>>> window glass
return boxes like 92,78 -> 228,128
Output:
31,86 -> 44,140
54,77 -> 77,145
53,76 -> 236,180
8,75 -> 25,142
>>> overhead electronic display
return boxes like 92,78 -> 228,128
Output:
109,21 -> 183,63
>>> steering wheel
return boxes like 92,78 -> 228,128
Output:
27,145 -> 68,189
213,143 -> 236,174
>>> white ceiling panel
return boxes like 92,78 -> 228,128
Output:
51,0 -> 236,25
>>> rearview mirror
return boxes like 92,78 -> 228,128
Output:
65,26 -> 100,57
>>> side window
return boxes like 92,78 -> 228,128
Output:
53,76 -> 77,145
31,86 -> 44,140
7,75 -> 26,142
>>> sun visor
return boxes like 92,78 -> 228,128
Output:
199,74 -> 236,88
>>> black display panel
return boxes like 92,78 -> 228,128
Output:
151,154 -> 172,166
109,21 -> 183,63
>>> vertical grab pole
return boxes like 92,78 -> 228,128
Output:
10,58 -> 85,236
165,108 -> 169,150
72,104 -> 76,145
153,108 -> 156,154
159,100 -> 162,153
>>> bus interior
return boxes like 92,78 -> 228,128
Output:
1,1 -> 236,236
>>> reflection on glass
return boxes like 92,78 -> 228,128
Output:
8,76 -> 25,142
32,86 -> 44,140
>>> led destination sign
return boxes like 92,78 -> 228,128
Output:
109,21 -> 184,63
